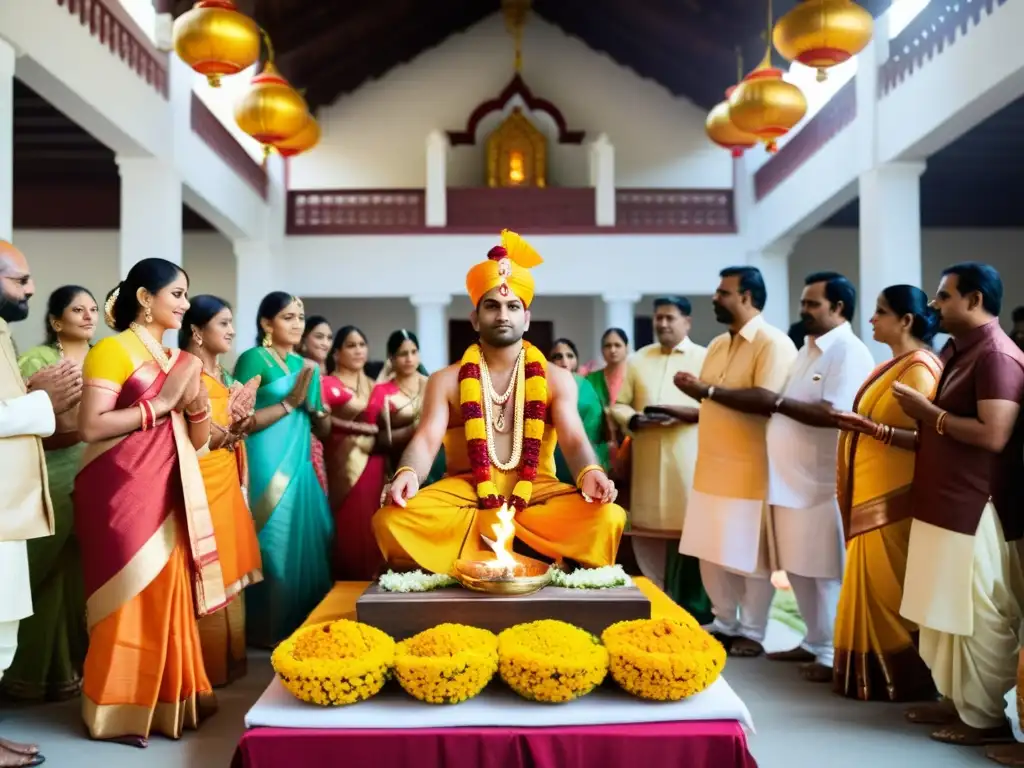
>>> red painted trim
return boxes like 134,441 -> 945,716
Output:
190,92 -> 269,200
57,0 -> 169,99
446,74 -> 585,146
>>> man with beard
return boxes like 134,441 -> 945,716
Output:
676,266 -> 798,657
0,241 -> 81,768
736,272 -> 873,681
890,263 -> 1024,752
611,296 -> 711,621
374,231 -> 625,574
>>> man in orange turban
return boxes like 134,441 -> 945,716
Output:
373,230 -> 626,576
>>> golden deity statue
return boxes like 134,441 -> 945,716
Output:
486,107 -> 546,188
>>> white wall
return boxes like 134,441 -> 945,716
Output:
10,230 -> 236,352
788,228 -> 1024,329
289,14 -> 730,190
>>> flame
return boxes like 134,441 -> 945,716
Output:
480,502 -> 518,578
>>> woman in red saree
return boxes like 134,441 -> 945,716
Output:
75,259 -> 224,747
298,315 -> 333,494
321,326 -> 387,580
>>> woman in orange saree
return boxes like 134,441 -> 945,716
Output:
833,285 -> 942,702
181,296 -> 263,687
75,259 -> 225,747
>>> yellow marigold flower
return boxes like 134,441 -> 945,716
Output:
394,623 -> 499,705
272,620 -> 395,706
601,618 -> 726,701
498,620 -> 608,703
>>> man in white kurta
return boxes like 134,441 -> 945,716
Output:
612,297 -> 709,620
763,274 -> 874,680
677,266 -> 798,656
0,242 -> 73,767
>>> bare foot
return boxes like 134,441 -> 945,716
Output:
799,662 -> 833,683
905,700 -> 957,725
0,745 -> 44,767
0,742 -> 36,757
986,744 -> 1024,765
931,719 -> 1014,746
729,638 -> 764,657
765,647 -> 815,662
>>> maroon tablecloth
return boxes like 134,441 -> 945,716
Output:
232,720 -> 758,768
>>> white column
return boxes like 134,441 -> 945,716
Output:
590,133 -> 615,227
601,293 -> 640,350
116,156 -> 182,277
425,131 -> 448,228
748,237 -> 796,332
233,239 -> 276,357
411,294 -> 451,373
0,39 -> 16,242
858,161 -> 926,359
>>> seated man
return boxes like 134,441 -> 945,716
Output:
374,230 -> 626,575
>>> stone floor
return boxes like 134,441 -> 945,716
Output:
0,620 -> 997,767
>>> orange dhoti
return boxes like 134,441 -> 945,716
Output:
373,469 -> 626,575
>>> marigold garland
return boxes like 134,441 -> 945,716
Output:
394,623 -> 499,704
498,619 -> 608,703
271,620 -> 395,706
601,618 -> 726,702
459,341 -> 547,510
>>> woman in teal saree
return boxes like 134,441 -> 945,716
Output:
549,338 -> 608,484
233,292 -> 334,647
1,286 -> 97,701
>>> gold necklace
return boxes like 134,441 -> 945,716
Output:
483,357 -> 526,470
130,322 -> 171,373
266,347 -> 290,374
480,350 -> 523,432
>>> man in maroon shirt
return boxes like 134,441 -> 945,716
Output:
890,263 -> 1024,751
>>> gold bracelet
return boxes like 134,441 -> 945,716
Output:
138,402 -> 149,431
575,464 -> 604,489
883,426 -> 895,446
393,466 -> 417,481
936,411 -> 948,435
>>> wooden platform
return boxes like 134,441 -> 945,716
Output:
356,583 -> 651,640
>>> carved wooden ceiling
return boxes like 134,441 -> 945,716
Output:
171,0 -> 893,112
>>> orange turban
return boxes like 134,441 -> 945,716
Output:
465,229 -> 543,307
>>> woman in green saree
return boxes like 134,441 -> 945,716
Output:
548,338 -> 607,484
1,286 -> 96,702
233,292 -> 334,647
585,327 -> 629,468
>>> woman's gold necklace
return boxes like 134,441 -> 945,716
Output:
130,322 -> 171,373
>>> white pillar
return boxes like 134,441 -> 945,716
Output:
748,237 -> 796,332
425,131 -> 448,228
858,161 -> 926,359
233,239 -> 276,357
116,156 -> 182,277
590,133 -> 615,227
0,39 -> 16,242
601,293 -> 639,350
411,294 -> 450,373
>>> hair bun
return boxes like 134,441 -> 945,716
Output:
104,283 -> 122,331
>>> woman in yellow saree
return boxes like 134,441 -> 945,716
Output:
75,259 -> 225,746
181,296 -> 263,687
833,285 -> 942,702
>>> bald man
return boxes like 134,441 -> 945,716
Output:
0,242 -> 80,767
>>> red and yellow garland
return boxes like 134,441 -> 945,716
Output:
459,342 -> 547,510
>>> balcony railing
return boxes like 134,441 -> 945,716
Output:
287,187 -> 735,235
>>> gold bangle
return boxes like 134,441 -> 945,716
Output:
393,466 -> 417,481
138,402 -> 149,431
936,411 -> 948,435
575,464 -> 603,489
883,426 -> 895,446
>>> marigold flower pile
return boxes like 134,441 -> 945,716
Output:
394,623 -> 499,704
271,620 -> 395,706
497,619 -> 608,703
601,617 -> 726,701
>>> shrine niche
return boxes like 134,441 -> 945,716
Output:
487,107 -> 546,188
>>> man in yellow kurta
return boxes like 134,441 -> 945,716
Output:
677,266 -> 798,657
374,230 -> 626,574
612,296 -> 710,621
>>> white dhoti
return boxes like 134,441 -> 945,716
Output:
681,491 -> 775,642
902,504 -> 1024,729
771,498 -> 845,666
0,539 -> 32,682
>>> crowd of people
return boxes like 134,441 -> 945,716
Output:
3,231 -> 1024,766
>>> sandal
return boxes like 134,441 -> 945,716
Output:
729,638 -> 764,657
931,720 -> 1015,746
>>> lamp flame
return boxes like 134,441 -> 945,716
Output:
479,502 -> 519,579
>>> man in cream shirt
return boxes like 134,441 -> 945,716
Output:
762,273 -> 874,680
0,241 -> 80,768
676,266 -> 798,657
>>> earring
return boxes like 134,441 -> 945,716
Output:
262,333 -> 272,348
144,305 -> 153,323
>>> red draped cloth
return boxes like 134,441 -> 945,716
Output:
233,721 -> 757,768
